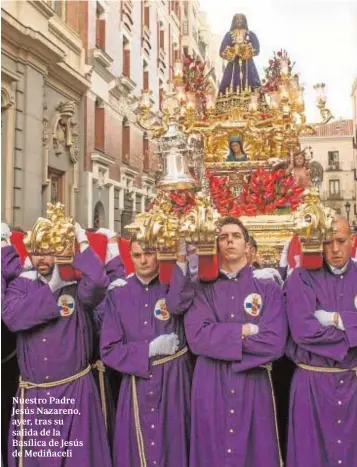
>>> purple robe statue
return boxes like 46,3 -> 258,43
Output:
285,261 -> 357,467
218,13 -> 261,95
184,266 -> 287,467
100,265 -> 194,467
2,247 -> 112,467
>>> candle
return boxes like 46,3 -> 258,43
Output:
249,94 -> 259,112
269,91 -> 280,110
140,91 -> 151,108
174,61 -> 183,78
186,92 -> 195,110
280,57 -> 289,77
206,92 -> 215,110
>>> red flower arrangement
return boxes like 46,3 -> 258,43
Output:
170,190 -> 196,214
148,190 -> 196,215
207,169 -> 303,217
261,49 -> 296,93
182,55 -> 214,116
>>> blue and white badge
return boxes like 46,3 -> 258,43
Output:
153,299 -> 170,321
57,294 -> 75,317
244,293 -> 263,317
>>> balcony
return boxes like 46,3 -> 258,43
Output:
142,25 -> 152,57
182,21 -> 189,36
92,48 -> 113,69
327,192 -> 343,201
326,163 -> 341,171
121,0 -> 134,34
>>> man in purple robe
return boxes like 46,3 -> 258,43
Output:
2,224 -> 22,467
185,217 -> 287,467
285,216 -> 357,467
100,237 -> 194,467
218,13 -> 260,95
2,220 -> 111,467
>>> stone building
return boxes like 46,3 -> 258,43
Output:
1,0 -> 89,228
352,77 -> 357,223
300,119 -> 356,220
1,0 -> 218,232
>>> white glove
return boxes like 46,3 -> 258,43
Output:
48,265 -> 68,293
314,309 -> 345,330
96,228 -> 117,239
74,222 -> 89,252
1,223 -> 11,244
247,323 -> 259,335
253,268 -> 283,287
149,333 -> 180,357
279,240 -> 290,267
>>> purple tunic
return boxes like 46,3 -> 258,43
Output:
285,261 -> 357,467
2,247 -> 111,467
100,265 -> 194,467
185,266 -> 287,467
218,30 -> 261,95
2,246 -> 22,466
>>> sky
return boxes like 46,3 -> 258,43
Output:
200,0 -> 357,122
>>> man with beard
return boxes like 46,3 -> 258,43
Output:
285,216 -> 357,467
2,209 -> 111,467
185,217 -> 287,467
101,237 -> 194,467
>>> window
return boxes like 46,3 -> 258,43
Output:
50,1 -> 65,19
328,151 -> 339,167
160,29 -> 165,50
329,179 -> 340,195
143,133 -> 149,171
122,118 -> 130,164
96,4 -> 106,50
95,100 -> 105,152
144,5 -> 150,29
123,38 -> 130,78
48,168 -> 64,204
143,70 -> 149,91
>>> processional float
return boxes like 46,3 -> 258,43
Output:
125,13 -> 338,282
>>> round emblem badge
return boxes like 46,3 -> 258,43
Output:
57,294 -> 75,317
153,299 -> 170,321
244,293 -> 263,317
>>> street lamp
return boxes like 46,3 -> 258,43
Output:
344,201 -> 351,222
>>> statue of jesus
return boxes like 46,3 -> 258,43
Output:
218,14 -> 261,95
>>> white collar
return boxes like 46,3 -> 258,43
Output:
135,273 -> 159,285
220,269 -> 238,279
327,261 -> 349,275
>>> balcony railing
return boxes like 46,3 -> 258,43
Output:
326,163 -> 340,171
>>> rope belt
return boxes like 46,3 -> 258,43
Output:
297,363 -> 357,378
17,361 -> 108,467
91,360 -> 108,433
1,349 -> 17,364
259,364 -> 283,467
131,346 -> 189,467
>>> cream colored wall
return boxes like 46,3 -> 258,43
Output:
300,135 -> 355,218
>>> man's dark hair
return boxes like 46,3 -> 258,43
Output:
219,216 -> 249,242
248,236 -> 258,251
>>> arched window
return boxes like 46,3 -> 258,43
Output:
93,201 -> 105,228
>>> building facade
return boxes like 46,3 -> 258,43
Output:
300,119 -> 356,221
1,0 -> 219,233
352,77 -> 357,223
1,0 -> 89,228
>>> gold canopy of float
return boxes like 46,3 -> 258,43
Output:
126,24 -> 336,269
